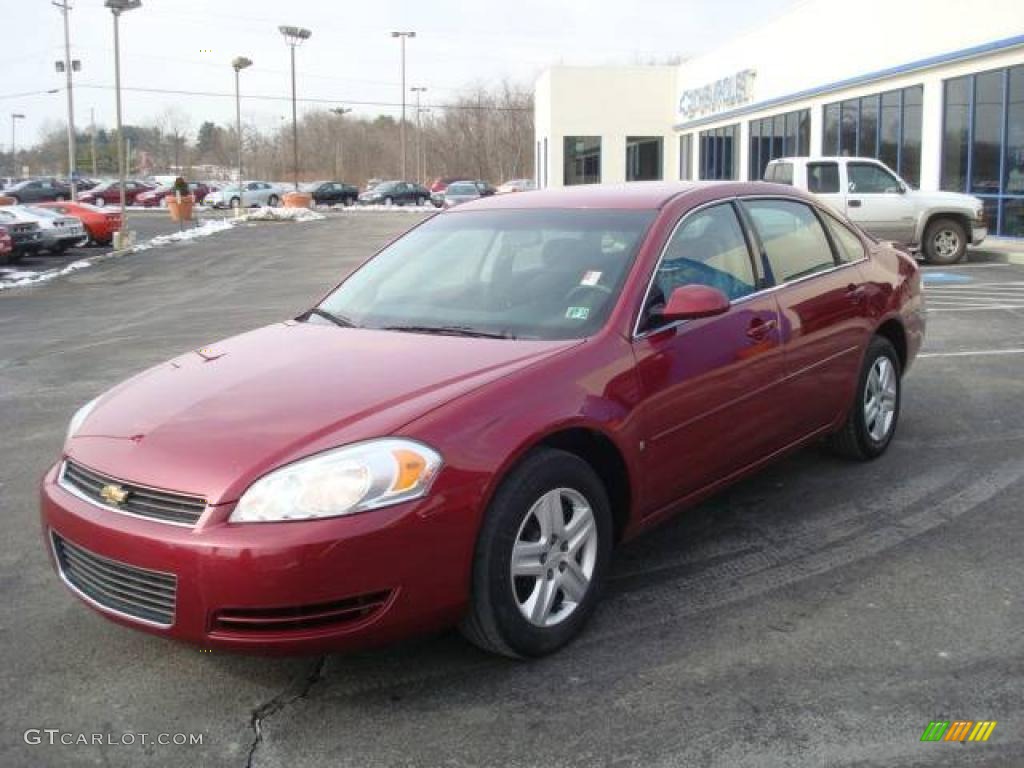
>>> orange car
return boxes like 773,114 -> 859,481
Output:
36,201 -> 121,246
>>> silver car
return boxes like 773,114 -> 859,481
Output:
441,181 -> 487,208
6,206 -> 86,253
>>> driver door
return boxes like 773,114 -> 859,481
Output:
632,202 -> 786,516
844,161 -> 916,242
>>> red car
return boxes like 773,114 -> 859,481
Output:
37,202 -> 122,246
0,225 -> 11,262
41,182 -> 923,657
77,180 -> 153,207
135,182 -> 211,208
428,176 -> 471,194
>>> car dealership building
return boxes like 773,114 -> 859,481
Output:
534,0 -> 1024,237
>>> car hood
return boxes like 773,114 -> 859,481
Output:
68,321 -> 579,503
909,189 -> 983,210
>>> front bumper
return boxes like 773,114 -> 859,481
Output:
41,463 -> 481,654
971,223 -> 987,246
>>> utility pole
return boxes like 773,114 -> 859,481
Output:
10,113 -> 25,179
390,31 -> 415,179
279,25 -> 311,192
232,57 -> 253,193
329,107 -> 351,180
410,87 -> 427,182
90,108 -> 97,176
54,0 -> 78,200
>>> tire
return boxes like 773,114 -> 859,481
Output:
826,336 -> 902,461
923,217 -> 967,265
94,197 -> 106,208
416,196 -> 427,207
9,196 -> 20,204
55,195 -> 66,202
344,196 -> 355,207
267,195 -> 280,207
160,197 -> 168,208
230,197 -> 241,210
460,448 -> 613,658
384,196 -> 394,206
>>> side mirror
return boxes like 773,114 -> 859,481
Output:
658,284 -> 731,322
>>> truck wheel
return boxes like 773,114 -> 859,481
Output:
923,218 -> 967,265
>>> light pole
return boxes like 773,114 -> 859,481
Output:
390,31 -> 415,179
10,113 -> 24,180
278,25 -> 311,192
418,107 -> 432,185
53,0 -> 79,200
329,107 -> 351,180
410,87 -> 427,182
232,57 -> 252,198
105,0 -> 140,249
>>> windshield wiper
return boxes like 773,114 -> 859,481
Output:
381,324 -> 514,339
299,307 -> 358,328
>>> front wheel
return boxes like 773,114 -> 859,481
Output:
229,197 -> 241,210
416,196 -> 427,207
460,448 -> 613,658
923,217 -> 967,265
94,197 -> 106,208
267,194 -> 280,207
826,335 -> 901,460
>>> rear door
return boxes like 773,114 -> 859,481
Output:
844,161 -> 916,242
632,201 -> 786,515
740,197 -> 871,440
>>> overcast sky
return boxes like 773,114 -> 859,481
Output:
3,0 -> 796,146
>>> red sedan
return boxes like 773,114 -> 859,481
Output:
135,182 -> 211,208
36,202 -> 122,246
41,182 -> 924,657
77,180 -> 153,207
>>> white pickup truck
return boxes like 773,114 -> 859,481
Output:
764,156 -> 987,264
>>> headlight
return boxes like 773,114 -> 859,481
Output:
230,439 -> 442,523
66,397 -> 99,443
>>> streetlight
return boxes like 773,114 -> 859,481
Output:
54,0 -> 78,200
329,107 -> 352,181
10,113 -> 25,180
390,31 -> 415,179
418,107 -> 432,185
105,0 -> 141,250
278,25 -> 311,192
232,56 -> 252,202
410,86 -> 427,183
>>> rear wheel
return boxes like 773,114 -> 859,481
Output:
230,197 -> 241,210
416,195 -> 427,206
384,196 -> 394,206
94,197 -> 106,208
460,448 -> 613,658
827,336 -> 901,460
923,217 -> 967,264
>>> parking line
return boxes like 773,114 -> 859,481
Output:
927,306 -> 1024,312
918,348 -> 1024,358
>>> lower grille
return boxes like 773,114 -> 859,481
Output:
52,533 -> 176,627
212,592 -> 391,634
61,460 -> 207,527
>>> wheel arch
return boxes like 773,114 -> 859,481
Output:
874,317 -> 907,372
920,210 -> 969,245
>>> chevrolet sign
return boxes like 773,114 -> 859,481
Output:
678,69 -> 757,120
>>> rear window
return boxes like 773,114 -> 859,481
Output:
807,162 -> 840,194
765,162 -> 793,185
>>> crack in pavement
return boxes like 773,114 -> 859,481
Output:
246,656 -> 327,768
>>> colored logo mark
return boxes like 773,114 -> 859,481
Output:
921,720 -> 997,742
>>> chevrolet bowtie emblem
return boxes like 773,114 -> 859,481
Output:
99,483 -> 129,506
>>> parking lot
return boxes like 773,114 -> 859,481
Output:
1,213 -> 1021,768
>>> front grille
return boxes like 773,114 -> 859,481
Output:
212,591 -> 391,634
52,533 -> 176,626
61,460 -> 207,527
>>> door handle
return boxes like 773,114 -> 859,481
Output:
746,318 -> 777,340
848,199 -> 862,208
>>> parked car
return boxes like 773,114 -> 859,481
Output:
135,182 -> 211,208
435,180 -> 491,208
36,201 -> 122,246
42,181 -> 923,657
3,205 -> 87,253
358,180 -> 430,206
78,180 -> 154,208
205,181 -> 282,209
497,178 -> 536,194
311,181 -> 360,207
764,156 -> 987,264
0,210 -> 42,263
0,225 -> 11,263
2,177 -> 72,204
428,176 -> 470,194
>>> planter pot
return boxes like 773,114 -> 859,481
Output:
283,192 -> 313,209
0,196 -> 16,206
167,194 -> 195,222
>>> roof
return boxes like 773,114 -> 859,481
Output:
454,181 -> 804,211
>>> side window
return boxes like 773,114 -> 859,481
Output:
767,163 -> 793,185
824,213 -> 866,263
847,163 -> 902,194
648,204 -> 756,322
744,199 -> 836,283
807,163 -> 839,194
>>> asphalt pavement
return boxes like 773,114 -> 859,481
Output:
0,214 -> 1021,768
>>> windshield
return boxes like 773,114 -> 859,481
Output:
315,209 -> 654,340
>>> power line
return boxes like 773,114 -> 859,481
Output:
0,88 -> 62,101
73,83 -> 531,112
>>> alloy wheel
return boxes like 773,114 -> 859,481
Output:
510,487 -> 598,628
933,229 -> 960,259
864,356 -> 897,442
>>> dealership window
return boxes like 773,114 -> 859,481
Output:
563,136 -> 601,186
822,85 -> 923,187
679,134 -> 693,180
626,136 -> 663,181
699,124 -> 739,180
942,65 -> 1024,237
748,108 -> 810,180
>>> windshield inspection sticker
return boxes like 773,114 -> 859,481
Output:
566,306 -> 590,320
580,270 -> 602,286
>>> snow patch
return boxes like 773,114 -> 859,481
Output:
131,218 -> 235,252
241,206 -> 326,222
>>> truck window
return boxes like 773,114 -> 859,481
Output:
765,162 -> 793,185
807,162 -> 840,194
848,163 -> 902,194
